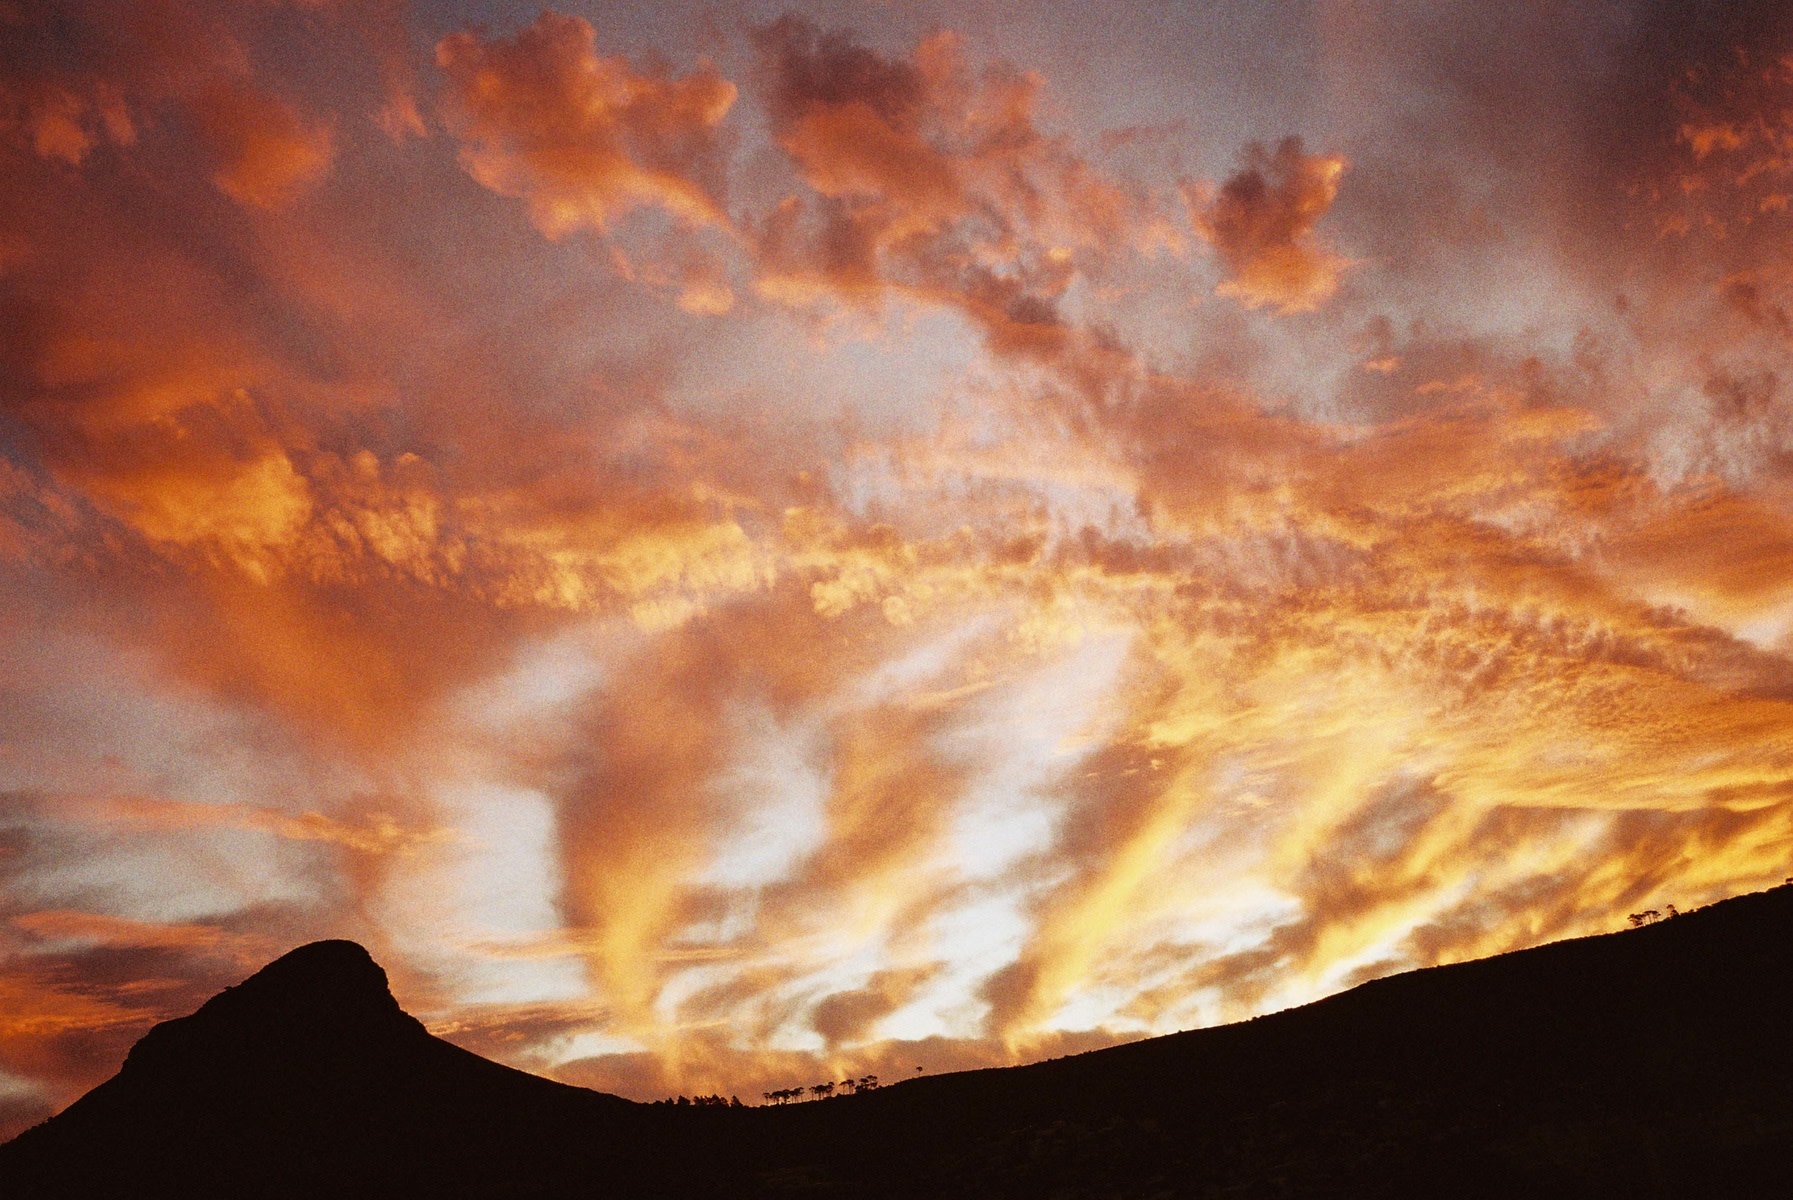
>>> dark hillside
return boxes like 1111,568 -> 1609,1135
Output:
3,887 -> 1790,1198
742,885 -> 1793,1197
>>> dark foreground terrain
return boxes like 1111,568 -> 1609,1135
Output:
3,886 -> 1791,1198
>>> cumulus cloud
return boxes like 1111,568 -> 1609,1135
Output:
189,78 -> 334,209
1188,136 -> 1349,313
435,12 -> 737,236
748,17 -> 1137,356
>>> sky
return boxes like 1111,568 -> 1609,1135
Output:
3,0 -> 1793,1133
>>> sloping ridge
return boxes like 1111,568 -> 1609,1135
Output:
3,887 -> 1791,1198
780,884 -> 1793,1197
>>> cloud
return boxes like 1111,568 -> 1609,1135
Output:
189,77 -> 334,209
748,17 -> 1139,356
753,18 -> 958,229
435,12 -> 737,237
1188,136 -> 1349,314
810,963 -> 941,1046
3,80 -> 134,165
0,1 -> 345,208
44,793 -> 450,859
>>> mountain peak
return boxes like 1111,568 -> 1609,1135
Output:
0,938 -> 633,1198
122,938 -> 422,1077
209,939 -> 390,1010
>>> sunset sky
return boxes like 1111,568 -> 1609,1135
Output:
4,0 -> 1793,1133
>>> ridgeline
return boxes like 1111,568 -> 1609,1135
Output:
4,885 -> 1790,1197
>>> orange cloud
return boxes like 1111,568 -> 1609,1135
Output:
748,18 -> 1138,357
435,13 -> 736,236
189,77 -> 334,209
5,81 -> 134,165
35,793 -> 449,859
1188,136 -> 1349,313
1647,52 -> 1793,239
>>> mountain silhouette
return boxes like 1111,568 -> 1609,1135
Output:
3,887 -> 1791,1197
0,940 -> 643,1197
